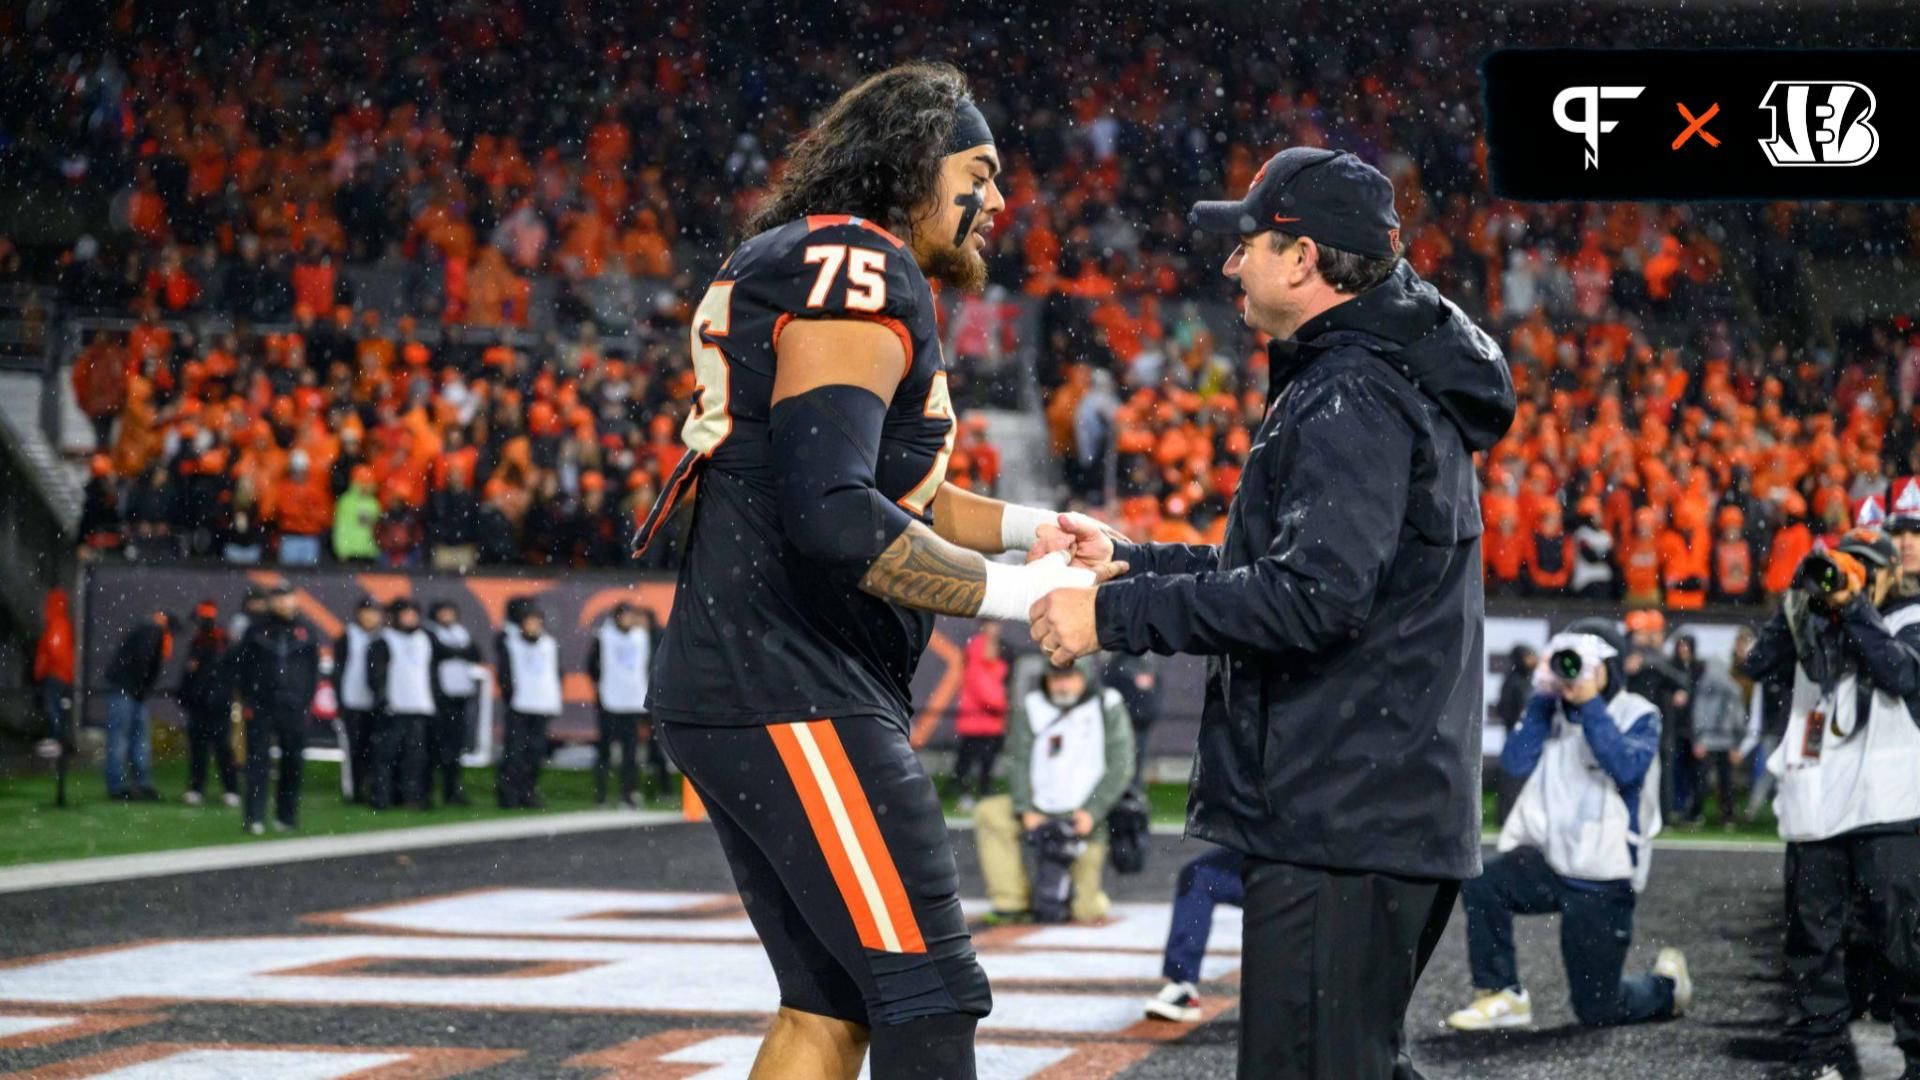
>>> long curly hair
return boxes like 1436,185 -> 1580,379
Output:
742,62 -> 971,241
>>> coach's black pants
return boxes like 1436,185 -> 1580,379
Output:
1238,857 -> 1457,1080
1784,829 -> 1920,1067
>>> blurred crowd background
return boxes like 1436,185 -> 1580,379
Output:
2,0 -> 1916,608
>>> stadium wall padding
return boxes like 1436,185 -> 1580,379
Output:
78,563 -> 1763,757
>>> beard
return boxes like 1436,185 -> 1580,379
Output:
917,235 -> 989,294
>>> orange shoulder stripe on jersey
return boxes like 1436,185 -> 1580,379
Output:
804,213 -> 904,249
805,719 -> 926,953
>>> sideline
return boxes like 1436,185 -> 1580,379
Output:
947,818 -> 1789,851
0,812 -> 1786,896
0,809 -> 680,895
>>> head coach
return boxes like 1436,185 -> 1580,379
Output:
1029,147 -> 1516,1079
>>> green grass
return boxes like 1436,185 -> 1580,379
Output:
0,758 -> 1782,872
0,758 -> 686,869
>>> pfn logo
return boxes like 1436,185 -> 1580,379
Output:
1758,81 -> 1879,167
1552,86 -> 1645,170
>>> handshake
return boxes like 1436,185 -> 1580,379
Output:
979,511 -> 1132,666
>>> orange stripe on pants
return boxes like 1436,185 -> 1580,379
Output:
767,720 -> 926,954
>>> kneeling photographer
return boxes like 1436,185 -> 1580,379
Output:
975,658 -> 1133,924
1447,618 -> 1689,1032
1739,529 -> 1920,1080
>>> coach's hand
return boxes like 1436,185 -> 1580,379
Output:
1030,587 -> 1100,666
1031,514 -> 1130,582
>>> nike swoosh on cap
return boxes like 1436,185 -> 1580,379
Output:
1272,215 -> 1302,224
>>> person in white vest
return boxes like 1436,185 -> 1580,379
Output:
1738,528 -> 1920,1080
425,600 -> 480,807
974,657 -> 1133,924
584,601 -> 651,809
333,597 -> 384,803
366,597 -> 437,811
496,598 -> 562,809
1447,618 -> 1692,1032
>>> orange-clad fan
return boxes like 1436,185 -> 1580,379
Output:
1523,502 -> 1573,595
1659,501 -> 1711,610
1620,507 -> 1665,609
1709,505 -> 1755,604
1763,492 -> 1816,597
1484,506 -> 1526,597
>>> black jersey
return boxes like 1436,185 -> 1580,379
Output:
639,215 -> 957,727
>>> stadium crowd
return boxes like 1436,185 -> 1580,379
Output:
5,1 -> 1917,601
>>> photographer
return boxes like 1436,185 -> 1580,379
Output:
1740,530 -> 1920,1080
1446,619 -> 1690,1032
974,658 -> 1133,924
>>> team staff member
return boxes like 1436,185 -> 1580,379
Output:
1446,621 -> 1690,1032
366,598 -> 436,811
1741,530 -> 1920,1080
584,601 -> 650,809
1032,147 -> 1516,1079
229,584 -> 320,834
425,600 -> 479,807
496,598 -> 562,810
335,597 -> 383,803
179,600 -> 240,808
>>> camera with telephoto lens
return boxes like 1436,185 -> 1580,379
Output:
1793,552 -> 1863,599
1549,647 -> 1586,683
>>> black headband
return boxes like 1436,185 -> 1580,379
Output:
947,100 -> 995,155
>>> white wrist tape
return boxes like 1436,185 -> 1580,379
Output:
977,552 -> 1096,622
999,504 -> 1057,552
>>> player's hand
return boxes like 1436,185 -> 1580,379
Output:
1692,743 -> 1708,761
1070,809 -> 1095,836
1032,514 -> 1130,582
1730,748 -> 1744,768
1021,811 -> 1048,831
1030,586 -> 1100,666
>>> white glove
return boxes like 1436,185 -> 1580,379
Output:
978,551 -> 1095,622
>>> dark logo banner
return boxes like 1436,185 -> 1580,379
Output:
1483,49 -> 1920,200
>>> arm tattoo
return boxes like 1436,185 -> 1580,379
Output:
859,521 -> 988,616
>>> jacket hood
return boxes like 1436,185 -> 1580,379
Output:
1295,261 -> 1517,452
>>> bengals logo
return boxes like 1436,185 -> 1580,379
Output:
1758,81 -> 1879,167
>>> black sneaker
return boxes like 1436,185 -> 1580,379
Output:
445,792 -> 472,807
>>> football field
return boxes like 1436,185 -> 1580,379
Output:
0,822 -> 1901,1079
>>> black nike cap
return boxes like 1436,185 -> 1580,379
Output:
1188,147 -> 1401,261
